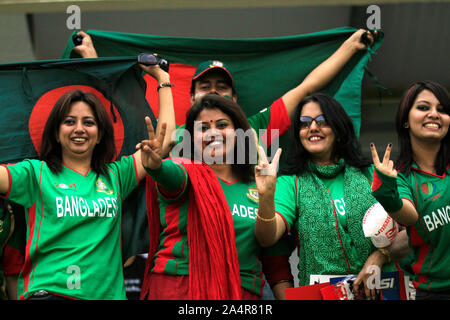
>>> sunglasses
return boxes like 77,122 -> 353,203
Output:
299,114 -> 328,129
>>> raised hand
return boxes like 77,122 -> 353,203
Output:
346,29 -> 378,52
140,116 -> 166,170
138,54 -> 170,83
370,143 -> 397,178
72,31 -> 98,58
255,146 -> 282,197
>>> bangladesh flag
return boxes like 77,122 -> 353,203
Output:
62,27 -> 384,136
0,57 -> 155,260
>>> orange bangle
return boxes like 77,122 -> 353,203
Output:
256,213 -> 277,222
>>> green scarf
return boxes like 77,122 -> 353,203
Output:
295,159 -> 376,286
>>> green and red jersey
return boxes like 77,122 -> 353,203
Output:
148,159 -> 292,296
397,164 -> 450,292
147,99 -> 292,296
1,156 -> 138,300
246,97 -> 291,147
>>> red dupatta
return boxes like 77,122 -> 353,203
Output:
140,159 -> 241,300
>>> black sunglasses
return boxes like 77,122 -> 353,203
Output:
299,114 -> 328,129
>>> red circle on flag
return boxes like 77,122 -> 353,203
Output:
28,85 -> 124,159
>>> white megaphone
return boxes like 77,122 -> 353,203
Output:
362,202 -> 399,248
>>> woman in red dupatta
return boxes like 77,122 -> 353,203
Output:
139,94 -> 291,300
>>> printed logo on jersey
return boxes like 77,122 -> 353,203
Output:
96,178 -> 113,195
54,182 -> 77,190
246,187 -> 259,203
420,181 -> 441,202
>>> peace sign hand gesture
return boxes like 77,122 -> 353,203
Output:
139,116 -> 167,170
370,143 -> 397,178
255,146 -> 282,197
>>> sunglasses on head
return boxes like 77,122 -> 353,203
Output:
299,114 -> 328,129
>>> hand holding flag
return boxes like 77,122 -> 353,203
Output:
72,31 -> 98,58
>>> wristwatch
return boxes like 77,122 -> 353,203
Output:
157,82 -> 174,91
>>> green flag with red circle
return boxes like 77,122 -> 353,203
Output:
0,57 -> 155,260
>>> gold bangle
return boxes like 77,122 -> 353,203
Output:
256,213 -> 277,222
378,248 -> 391,262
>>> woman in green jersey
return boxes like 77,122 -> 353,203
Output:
139,94 -> 293,300
370,81 -> 450,300
255,93 -> 401,299
0,64 -> 175,300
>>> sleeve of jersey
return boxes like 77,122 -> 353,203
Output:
146,159 -> 188,201
396,172 -> 415,206
260,235 -> 295,286
111,155 -> 140,200
273,175 -> 297,234
247,97 -> 291,148
1,161 -> 38,207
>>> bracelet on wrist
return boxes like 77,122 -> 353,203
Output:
256,213 -> 277,222
157,82 -> 174,91
378,248 -> 391,262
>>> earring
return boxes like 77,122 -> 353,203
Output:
403,122 -> 409,129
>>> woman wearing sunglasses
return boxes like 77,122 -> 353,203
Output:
255,93 -> 400,299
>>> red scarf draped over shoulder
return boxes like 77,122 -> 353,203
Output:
140,158 -> 242,300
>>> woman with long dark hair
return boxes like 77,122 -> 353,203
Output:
255,93 -> 398,298
140,94 -> 293,300
0,63 -> 175,300
370,80 -> 450,300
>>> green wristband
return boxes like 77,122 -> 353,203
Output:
372,168 -> 403,213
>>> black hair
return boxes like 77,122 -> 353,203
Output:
282,93 -> 371,175
395,80 -> 450,176
39,89 -> 116,175
183,94 -> 255,183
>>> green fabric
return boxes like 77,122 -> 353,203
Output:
147,158 -> 291,296
0,57 -> 155,261
320,171 -> 362,264
372,167 -> 404,213
61,27 -> 384,136
146,159 -> 187,192
0,57 -> 154,163
295,159 -> 377,286
397,165 -> 450,291
321,172 -> 347,228
6,156 -> 138,300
